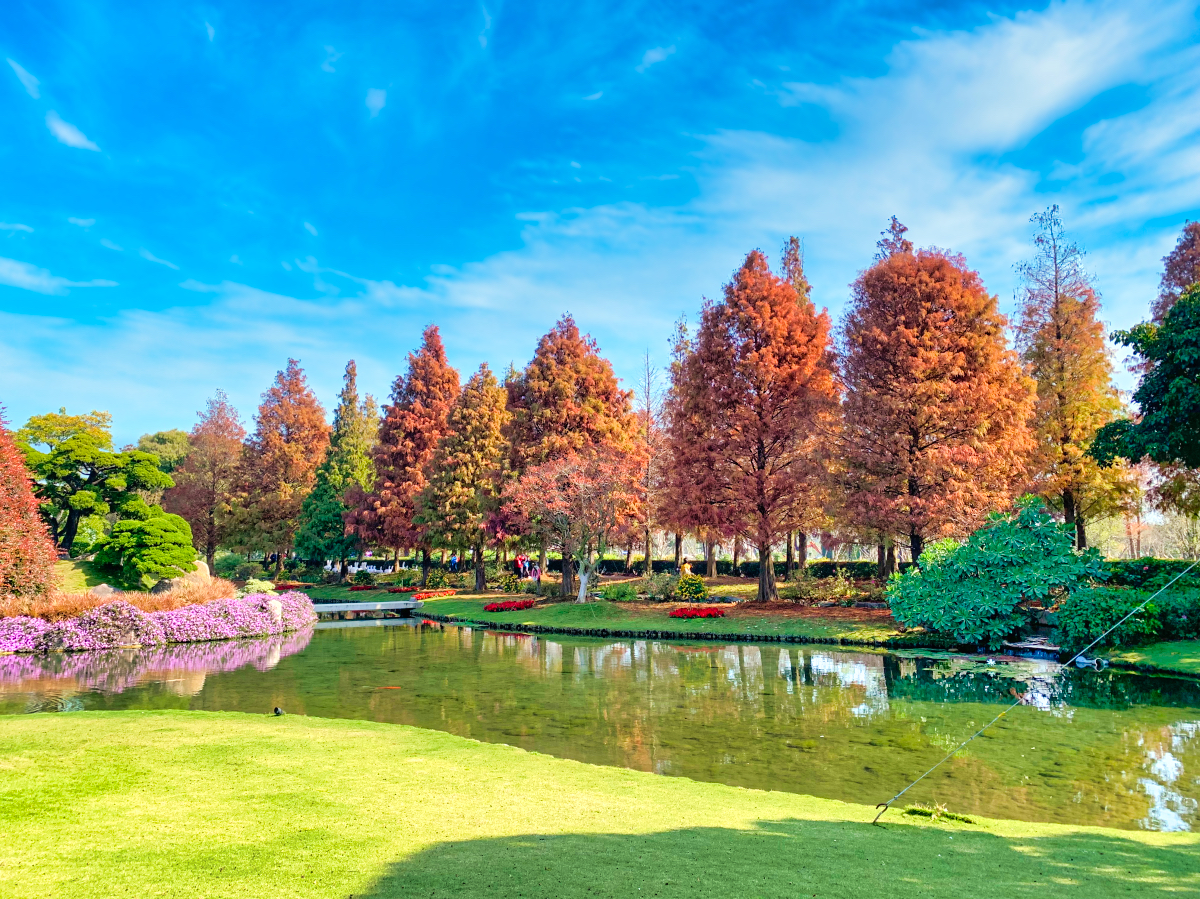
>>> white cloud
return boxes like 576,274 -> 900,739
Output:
46,112 -> 100,151
100,238 -> 123,251
230,254 -> 242,264
0,223 -> 32,232
139,248 -> 180,270
68,217 -> 96,227
6,58 -> 39,98
205,21 -> 215,41
321,46 -> 342,73
304,221 -> 319,236
479,7 -> 492,49
0,257 -> 116,295
365,88 -> 386,117
636,45 -> 675,73
584,91 -> 603,101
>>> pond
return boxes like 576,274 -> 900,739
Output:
3,620 -> 1200,832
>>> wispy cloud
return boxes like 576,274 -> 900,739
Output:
584,91 -> 603,101
139,248 -> 179,270
636,45 -> 675,73
0,257 -> 116,295
100,238 -> 123,251
46,112 -> 100,151
304,221 -> 319,236
0,223 -> 33,233
366,88 -> 386,117
6,58 -> 39,98
479,6 -> 492,49
205,21 -> 215,41
321,46 -> 342,72
68,217 -> 95,227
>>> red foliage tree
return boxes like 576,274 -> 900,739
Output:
839,221 -> 1035,563
0,407 -> 57,607
235,360 -> 331,571
670,249 -> 838,601
163,391 -> 246,568
1153,220 -> 1200,321
349,325 -> 459,582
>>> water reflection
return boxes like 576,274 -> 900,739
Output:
3,622 -> 1200,832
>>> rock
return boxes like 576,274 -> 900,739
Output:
89,583 -> 119,599
853,601 -> 889,610
184,560 -> 211,584
814,600 -> 838,608
265,599 -> 283,625
151,578 -> 184,594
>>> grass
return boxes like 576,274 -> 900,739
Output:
1,711 -> 1196,899
52,558 -> 109,593
1106,640 -> 1200,675
418,593 -> 908,643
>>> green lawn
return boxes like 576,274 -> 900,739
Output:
53,558 -> 110,592
1,711 -> 1195,899
1106,640 -> 1200,675
419,594 -> 910,643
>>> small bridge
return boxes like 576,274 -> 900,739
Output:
313,600 -> 424,620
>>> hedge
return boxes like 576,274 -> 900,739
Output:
1103,557 -> 1200,589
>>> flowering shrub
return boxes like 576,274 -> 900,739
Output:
412,590 -> 457,601
483,599 -> 537,612
668,606 -> 726,619
348,585 -> 378,592
386,586 -> 418,594
0,592 -> 316,654
676,573 -> 709,601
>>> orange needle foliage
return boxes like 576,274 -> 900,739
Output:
839,222 -> 1035,563
669,249 -> 838,601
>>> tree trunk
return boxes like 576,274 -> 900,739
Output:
539,539 -> 547,577
885,542 -> 896,576
561,555 -> 574,597
909,533 -> 924,568
706,537 -> 716,578
1062,488 -> 1077,535
674,533 -> 682,570
785,530 -> 795,580
420,547 -> 431,586
797,531 -> 807,572
60,507 -> 83,553
732,537 -> 741,577
577,556 -> 593,603
473,539 -> 486,592
623,541 -> 633,572
757,543 -> 779,602
643,525 -> 653,577
876,543 -> 886,580
390,550 -> 398,574
1076,517 -> 1087,550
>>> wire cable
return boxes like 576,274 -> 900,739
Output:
871,558 -> 1199,825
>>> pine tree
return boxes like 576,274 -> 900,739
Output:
295,361 -> 377,570
236,360 -> 331,571
0,408 -> 56,608
417,363 -> 509,591
1015,206 -> 1125,548
1153,221 -> 1200,321
163,391 -> 245,568
352,326 -> 459,582
839,220 -> 1035,563
672,249 -> 838,601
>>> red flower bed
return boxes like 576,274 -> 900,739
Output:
668,606 -> 726,619
348,585 -> 378,592
483,599 -> 537,612
412,590 -> 457,600
387,586 -> 418,594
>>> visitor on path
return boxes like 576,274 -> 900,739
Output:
449,553 -> 458,573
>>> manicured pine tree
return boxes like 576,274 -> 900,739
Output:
1015,206 -> 1126,548
417,363 -> 509,591
1153,220 -> 1200,321
353,326 -> 459,584
839,218 -> 1035,564
164,391 -> 246,568
0,408 -> 57,607
672,249 -> 838,602
236,360 -> 331,573
295,361 -> 377,573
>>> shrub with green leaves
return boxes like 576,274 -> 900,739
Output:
676,572 -> 708,601
1055,586 -> 1159,652
352,570 -> 376,586
94,511 -> 196,589
237,577 -> 278,598
887,497 -> 1106,648
497,572 -> 521,593
600,581 -> 638,601
641,573 -> 678,601
425,568 -> 449,589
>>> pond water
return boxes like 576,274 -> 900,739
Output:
4,620 -> 1200,832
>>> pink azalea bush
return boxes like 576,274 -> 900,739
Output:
0,591 -> 316,654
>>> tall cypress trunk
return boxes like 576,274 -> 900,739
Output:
876,543 -> 886,580
706,537 -> 716,578
732,537 -> 741,577
885,543 -> 896,577
1075,517 -> 1087,550
908,532 -> 922,568
674,533 -> 682,570
1062,488 -> 1077,533
623,541 -> 633,571
473,539 -> 486,592
757,543 -> 778,602
420,547 -> 431,586
561,554 -> 574,597
797,531 -> 807,572
785,530 -> 795,580
643,525 -> 653,577
539,539 -> 547,576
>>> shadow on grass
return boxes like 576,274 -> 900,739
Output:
359,817 -> 1199,899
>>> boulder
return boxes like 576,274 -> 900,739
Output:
151,578 -> 185,594
89,583 -> 119,599
184,560 -> 211,584
265,598 -> 283,625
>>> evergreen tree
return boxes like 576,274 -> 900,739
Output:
351,326 -> 459,582
0,408 -> 56,607
136,430 -> 192,473
1015,206 -> 1126,548
295,361 -> 378,570
235,360 -> 330,572
417,363 -> 509,591
839,219 -> 1035,563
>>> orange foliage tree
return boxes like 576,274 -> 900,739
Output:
164,390 -> 246,568
349,325 -> 459,582
507,442 -> 645,602
1153,220 -> 1200,321
669,249 -> 838,601
839,219 -> 1035,564
235,360 -> 330,572
0,407 -> 57,607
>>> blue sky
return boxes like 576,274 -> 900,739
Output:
2,0 -> 1199,445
